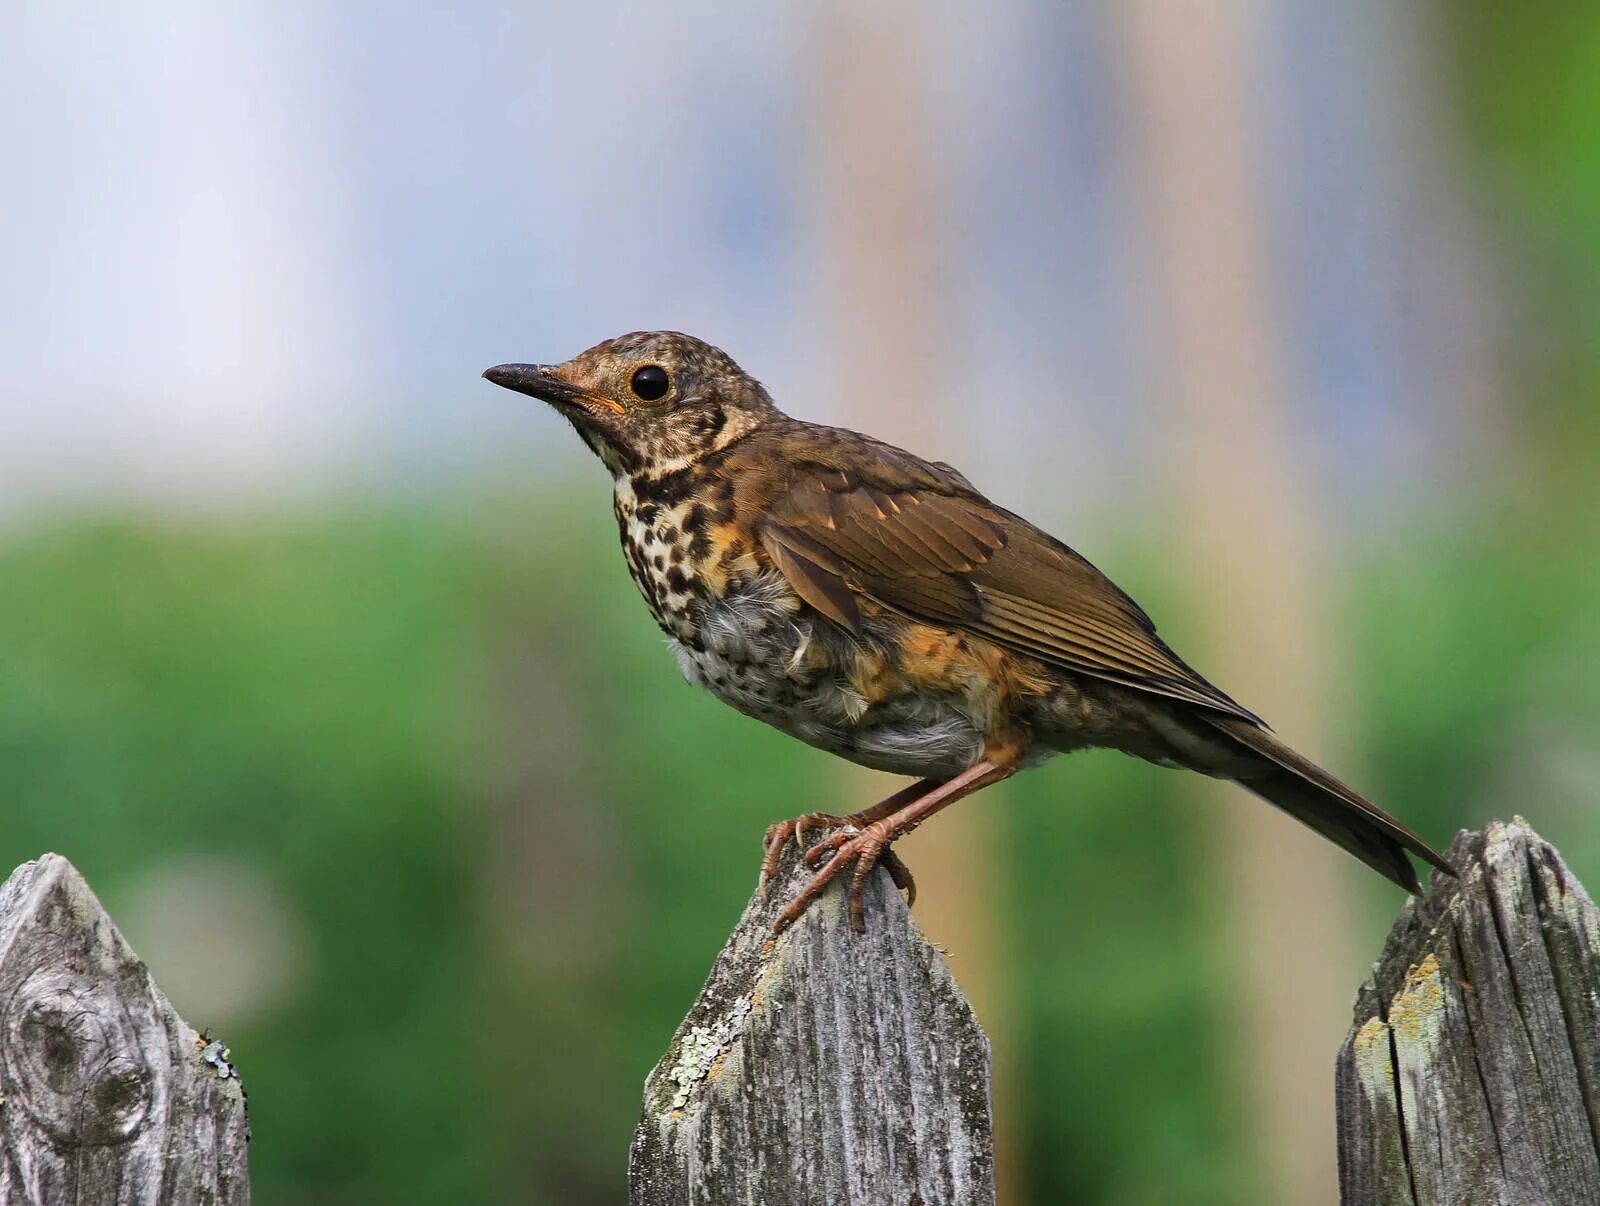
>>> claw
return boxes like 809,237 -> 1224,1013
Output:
802,829 -> 855,868
759,813 -> 848,899
881,848 -> 916,907
759,820 -> 794,900
773,844 -> 857,934
795,813 -> 824,850
773,823 -> 895,935
762,759 -> 1012,935
846,822 -> 891,932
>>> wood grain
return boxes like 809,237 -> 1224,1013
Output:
629,834 -> 994,1206
0,854 -> 250,1205
1338,818 -> 1600,1205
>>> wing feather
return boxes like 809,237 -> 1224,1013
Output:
760,524 -> 860,630
761,461 -> 1258,722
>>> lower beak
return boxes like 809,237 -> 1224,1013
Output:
482,364 -> 623,415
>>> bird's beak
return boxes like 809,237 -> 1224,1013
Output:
481,364 -> 625,415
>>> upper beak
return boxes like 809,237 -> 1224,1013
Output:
481,363 -> 624,414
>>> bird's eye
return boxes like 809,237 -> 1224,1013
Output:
630,365 -> 670,402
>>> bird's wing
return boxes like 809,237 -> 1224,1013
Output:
760,463 -> 1259,722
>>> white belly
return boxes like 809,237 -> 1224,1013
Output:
667,574 -> 986,779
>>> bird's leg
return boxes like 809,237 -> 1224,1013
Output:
758,778 -> 931,900
797,779 -> 940,869
773,758 -> 1016,934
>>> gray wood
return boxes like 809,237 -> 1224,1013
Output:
0,854 -> 250,1205
1338,818 -> 1600,1205
628,834 -> 994,1206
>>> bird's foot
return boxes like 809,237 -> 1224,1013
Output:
759,813 -> 850,900
771,821 -> 917,935
764,759 -> 1014,936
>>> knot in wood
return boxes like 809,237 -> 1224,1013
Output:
3,969 -> 152,1145
0,855 -> 251,1203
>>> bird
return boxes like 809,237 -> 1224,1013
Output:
483,331 -> 1453,933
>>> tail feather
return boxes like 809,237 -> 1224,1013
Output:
1198,713 -> 1455,893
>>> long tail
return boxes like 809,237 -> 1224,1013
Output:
1197,713 -> 1455,893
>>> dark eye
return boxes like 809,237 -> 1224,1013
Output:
630,365 -> 670,401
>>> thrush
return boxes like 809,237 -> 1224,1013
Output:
484,331 -> 1453,933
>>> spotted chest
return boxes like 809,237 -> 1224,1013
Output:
609,474 -> 1017,779
612,471 -> 745,643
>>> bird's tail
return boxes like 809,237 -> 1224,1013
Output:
1195,713 -> 1454,893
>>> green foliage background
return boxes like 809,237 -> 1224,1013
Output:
3,465 -> 1596,1202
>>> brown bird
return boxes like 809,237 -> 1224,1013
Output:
484,331 -> 1452,933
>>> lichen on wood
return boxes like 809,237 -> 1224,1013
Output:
628,830 -> 994,1206
1337,818 -> 1600,1205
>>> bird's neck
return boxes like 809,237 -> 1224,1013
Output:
607,403 -> 774,486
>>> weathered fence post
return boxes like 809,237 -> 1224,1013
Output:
0,853 -> 251,1204
1338,818 -> 1600,1205
628,831 -> 994,1206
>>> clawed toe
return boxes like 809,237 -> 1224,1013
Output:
759,812 -> 849,900
802,830 -> 856,867
880,848 -> 916,907
795,812 -> 846,848
772,821 -> 907,935
759,761 -> 1011,934
759,822 -> 791,900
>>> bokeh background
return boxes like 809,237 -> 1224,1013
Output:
4,2 -> 1598,1202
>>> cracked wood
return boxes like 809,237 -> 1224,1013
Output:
1337,818 -> 1600,1205
628,830 -> 994,1206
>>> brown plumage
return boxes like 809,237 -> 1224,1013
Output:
484,331 -> 1453,932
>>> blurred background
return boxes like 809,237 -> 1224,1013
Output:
3,1 -> 1597,1201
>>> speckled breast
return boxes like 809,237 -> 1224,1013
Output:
612,471 -> 990,778
612,470 -> 730,643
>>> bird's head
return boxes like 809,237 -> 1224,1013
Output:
483,331 -> 776,478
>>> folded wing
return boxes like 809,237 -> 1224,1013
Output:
760,468 -> 1259,723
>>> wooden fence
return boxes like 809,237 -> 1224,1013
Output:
1337,819 -> 1600,1204
3,817 -> 1596,1204
0,856 -> 249,1204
